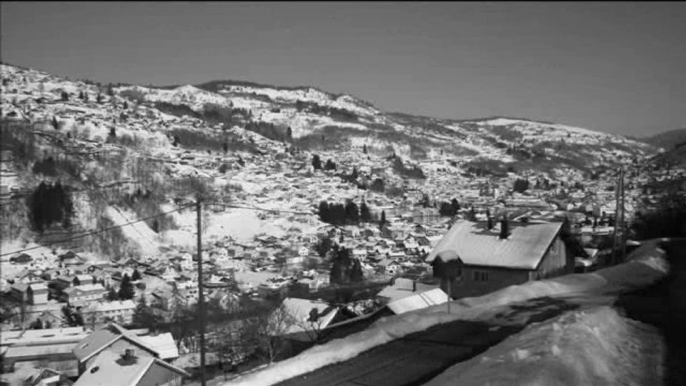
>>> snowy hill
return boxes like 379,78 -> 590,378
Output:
0,62 -> 662,262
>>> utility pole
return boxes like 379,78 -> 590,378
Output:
619,169 -> 626,262
196,199 -> 206,386
611,169 -> 621,266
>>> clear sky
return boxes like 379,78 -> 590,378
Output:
2,2 -> 685,137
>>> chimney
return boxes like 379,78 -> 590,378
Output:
499,216 -> 510,240
123,348 -> 136,360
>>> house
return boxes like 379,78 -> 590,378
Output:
297,246 -> 309,257
426,219 -> 574,299
1,327 -> 90,375
27,282 -> 49,305
62,284 -> 107,306
10,283 -> 29,303
279,297 -> 340,342
58,251 -> 85,267
351,249 -> 368,260
10,253 -> 32,264
73,349 -> 188,386
72,324 -> 163,375
81,300 -> 136,326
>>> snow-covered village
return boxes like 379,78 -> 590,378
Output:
1,3 -> 686,386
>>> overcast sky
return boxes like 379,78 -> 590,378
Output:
2,2 -> 685,136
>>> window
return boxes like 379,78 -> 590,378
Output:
472,270 -> 489,282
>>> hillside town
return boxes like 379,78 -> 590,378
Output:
1,9 -> 686,385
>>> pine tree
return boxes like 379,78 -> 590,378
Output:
118,274 -> 135,300
345,200 -> 360,224
132,269 -> 142,281
133,295 -> 159,330
286,126 -> 293,142
123,100 -> 129,109
96,93 -> 103,104
350,167 -> 358,180
360,202 -> 372,222
318,201 -> 330,223
350,259 -> 364,282
380,210 -> 387,229
52,116 -> 60,130
107,286 -> 118,301
363,144 -> 368,154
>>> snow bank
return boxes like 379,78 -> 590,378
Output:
423,306 -> 665,386
224,238 -> 671,386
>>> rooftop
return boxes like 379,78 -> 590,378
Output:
426,220 -> 563,270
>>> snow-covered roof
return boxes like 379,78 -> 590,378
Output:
426,220 -> 563,270
139,333 -> 179,360
377,278 -> 437,303
73,350 -> 188,386
281,298 -> 339,336
387,288 -> 449,315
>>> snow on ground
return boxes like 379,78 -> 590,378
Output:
225,238 -> 671,386
220,85 -> 379,117
106,206 -> 160,256
162,207 -> 288,247
477,118 -> 606,138
423,306 -> 665,386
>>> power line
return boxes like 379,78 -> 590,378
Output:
205,202 -> 315,216
0,204 -> 193,257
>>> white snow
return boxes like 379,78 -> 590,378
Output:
106,206 -> 160,256
423,306 -> 664,386
225,238 -> 671,386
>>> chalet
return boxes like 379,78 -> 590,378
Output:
426,219 -> 574,299
62,284 -> 107,306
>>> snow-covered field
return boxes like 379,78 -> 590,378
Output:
226,238 -> 671,386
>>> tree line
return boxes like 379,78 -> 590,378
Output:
318,200 -> 373,225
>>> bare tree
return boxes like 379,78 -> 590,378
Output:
292,307 -> 328,343
239,303 -> 294,364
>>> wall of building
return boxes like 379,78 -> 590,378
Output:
441,266 -> 530,300
530,238 -> 568,281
